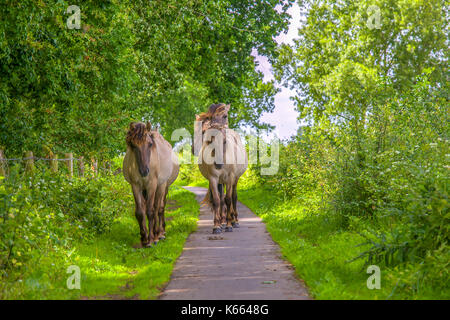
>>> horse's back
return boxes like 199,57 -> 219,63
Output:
167,150 -> 179,187
153,131 -> 179,186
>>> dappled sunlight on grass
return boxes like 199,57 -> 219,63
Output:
235,179 -> 448,300
70,186 -> 200,299
1,183 -> 199,300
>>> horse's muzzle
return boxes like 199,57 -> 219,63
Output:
139,167 -> 149,177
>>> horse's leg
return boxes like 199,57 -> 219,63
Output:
231,182 -> 239,228
210,179 -> 222,234
152,185 -> 165,242
218,184 -> 226,228
162,185 -> 169,234
156,184 -> 168,240
224,182 -> 234,232
151,192 -> 162,242
131,185 -> 148,247
145,180 -> 158,245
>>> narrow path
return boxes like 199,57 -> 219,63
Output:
159,186 -> 310,300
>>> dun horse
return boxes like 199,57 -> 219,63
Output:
123,122 -> 179,247
195,104 -> 248,234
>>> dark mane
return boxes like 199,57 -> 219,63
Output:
126,122 -> 148,146
197,103 -> 228,121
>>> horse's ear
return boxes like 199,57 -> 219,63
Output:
195,114 -> 201,121
146,121 -> 152,132
224,104 -> 230,112
129,121 -> 136,129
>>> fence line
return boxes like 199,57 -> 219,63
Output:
0,149 -> 104,178
0,157 -> 83,161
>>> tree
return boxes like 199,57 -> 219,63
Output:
275,0 -> 448,125
0,0 -> 294,157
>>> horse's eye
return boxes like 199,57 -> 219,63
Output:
223,115 -> 227,119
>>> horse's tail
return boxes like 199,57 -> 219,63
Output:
200,187 -> 213,207
200,184 -> 222,208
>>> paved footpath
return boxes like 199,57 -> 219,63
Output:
159,186 -> 310,300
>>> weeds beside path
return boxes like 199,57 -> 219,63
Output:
0,177 -> 199,300
237,184 -> 449,300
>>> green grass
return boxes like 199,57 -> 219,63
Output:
180,158 -> 448,300
1,185 -> 199,300
236,184 -> 448,300
184,180 -> 208,188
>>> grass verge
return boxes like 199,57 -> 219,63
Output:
180,160 -> 448,300
1,184 -> 199,300
236,183 -> 448,299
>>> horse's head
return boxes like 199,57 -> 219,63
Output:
194,104 -> 231,167
196,103 -> 230,134
126,121 -> 154,177
208,103 -> 229,130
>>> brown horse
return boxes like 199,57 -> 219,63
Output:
123,122 -> 179,247
195,104 -> 248,234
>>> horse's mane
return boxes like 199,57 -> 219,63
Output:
126,122 -> 148,146
197,103 -> 229,122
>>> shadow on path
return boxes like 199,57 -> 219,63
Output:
159,186 -> 310,300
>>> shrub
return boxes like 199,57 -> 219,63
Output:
0,164 -> 128,276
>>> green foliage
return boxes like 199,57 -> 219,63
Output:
0,0 -> 293,158
218,0 -> 450,299
195,169 -> 449,299
270,0 -> 448,275
176,159 -> 208,188
0,164 -> 199,299
1,0 -> 448,300
0,0 -> 137,158
0,164 -> 120,275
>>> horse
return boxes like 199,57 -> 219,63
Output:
123,121 -> 179,247
195,103 -> 248,234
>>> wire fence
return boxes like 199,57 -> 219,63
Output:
0,150 -> 108,178
0,157 -> 83,162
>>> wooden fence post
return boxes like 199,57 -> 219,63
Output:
0,149 -> 6,177
65,152 -> 73,178
24,151 -> 34,174
79,156 -> 84,177
50,152 -> 58,173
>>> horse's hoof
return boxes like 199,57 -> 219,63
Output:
159,236 -> 166,241
153,241 -> 158,246
212,228 -> 222,234
143,242 -> 152,248
221,223 -> 226,229
224,226 -> 233,232
232,222 -> 240,228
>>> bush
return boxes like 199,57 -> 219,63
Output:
0,164 -> 127,276
240,75 -> 449,293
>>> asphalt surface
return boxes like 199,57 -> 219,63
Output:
159,186 -> 310,300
